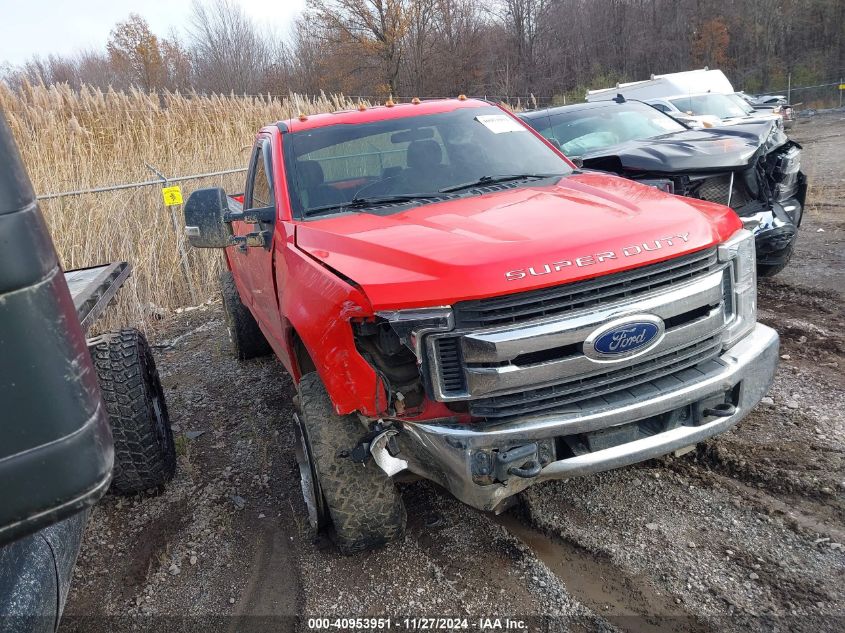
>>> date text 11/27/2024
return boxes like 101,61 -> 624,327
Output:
307,618 -> 528,630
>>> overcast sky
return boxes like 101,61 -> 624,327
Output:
0,0 -> 307,66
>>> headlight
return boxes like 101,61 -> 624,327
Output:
718,229 -> 757,347
375,307 -> 454,360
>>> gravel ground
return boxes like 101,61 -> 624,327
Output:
62,113 -> 844,633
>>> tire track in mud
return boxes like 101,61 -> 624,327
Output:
492,511 -> 711,633
667,462 -> 844,546
226,523 -> 301,633
297,480 -> 605,623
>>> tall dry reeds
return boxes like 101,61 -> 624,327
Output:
1,82 -> 364,330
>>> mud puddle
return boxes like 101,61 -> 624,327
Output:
494,512 -> 710,633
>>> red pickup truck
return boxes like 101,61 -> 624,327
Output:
184,98 -> 779,553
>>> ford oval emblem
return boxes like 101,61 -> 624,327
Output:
583,315 -> 665,362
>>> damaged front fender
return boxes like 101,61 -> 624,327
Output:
282,243 -> 386,417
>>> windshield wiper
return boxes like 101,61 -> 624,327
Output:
304,193 -> 442,217
439,173 -> 560,194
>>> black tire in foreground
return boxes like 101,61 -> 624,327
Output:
296,372 -> 406,553
219,270 -> 272,360
89,329 -> 176,494
757,245 -> 794,278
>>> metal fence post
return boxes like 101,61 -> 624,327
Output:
146,163 -> 199,305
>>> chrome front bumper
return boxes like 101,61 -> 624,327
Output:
389,324 -> 779,512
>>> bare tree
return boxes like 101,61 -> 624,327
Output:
3,0 -> 844,105
432,0 -> 486,95
308,0 -> 410,96
403,0 -> 436,95
188,0 -> 271,94
496,0 -> 552,94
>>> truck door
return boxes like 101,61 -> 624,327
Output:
235,137 -> 285,347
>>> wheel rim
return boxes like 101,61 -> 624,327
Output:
222,299 -> 237,346
151,393 -> 167,447
143,349 -> 171,454
293,413 -> 329,532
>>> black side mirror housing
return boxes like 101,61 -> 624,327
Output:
184,188 -> 275,249
183,187 -> 233,248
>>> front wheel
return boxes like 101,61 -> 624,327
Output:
757,243 -> 795,277
295,372 -> 406,553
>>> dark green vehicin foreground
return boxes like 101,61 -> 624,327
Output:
0,112 -> 176,632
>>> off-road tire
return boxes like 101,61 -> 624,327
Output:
297,372 -> 406,553
89,329 -> 176,494
220,270 -> 272,360
757,249 -> 794,278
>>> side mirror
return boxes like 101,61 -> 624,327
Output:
184,188 -> 276,249
183,187 -> 233,248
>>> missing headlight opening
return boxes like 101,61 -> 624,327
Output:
352,318 -> 424,411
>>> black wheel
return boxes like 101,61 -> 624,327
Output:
89,329 -> 176,494
293,412 -> 331,535
757,245 -> 794,277
296,372 -> 406,553
220,270 -> 272,360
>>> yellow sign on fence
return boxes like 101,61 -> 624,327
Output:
839,84 -> 845,90
162,185 -> 183,206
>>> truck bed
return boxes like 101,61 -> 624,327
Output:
64,262 -> 131,333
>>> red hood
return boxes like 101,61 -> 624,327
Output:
294,172 -> 741,311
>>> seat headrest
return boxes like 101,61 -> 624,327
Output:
407,140 -> 442,171
296,160 -> 325,187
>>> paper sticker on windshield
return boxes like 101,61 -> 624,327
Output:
475,114 -> 527,134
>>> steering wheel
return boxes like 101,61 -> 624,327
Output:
352,176 -> 399,199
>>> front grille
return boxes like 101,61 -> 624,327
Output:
721,268 -> 733,321
453,247 -> 719,328
693,175 -> 751,210
468,335 -> 723,421
695,175 -> 731,205
435,337 -> 466,394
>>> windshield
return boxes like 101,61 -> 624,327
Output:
282,106 -> 570,218
523,101 -> 686,156
669,94 -> 755,119
726,93 -> 760,113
